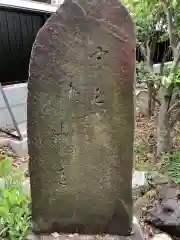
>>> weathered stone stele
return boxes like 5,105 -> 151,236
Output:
28,0 -> 135,236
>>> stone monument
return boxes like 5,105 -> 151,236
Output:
28,0 -> 136,238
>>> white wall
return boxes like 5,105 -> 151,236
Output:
0,83 -> 27,128
51,0 -> 62,5
153,61 -> 173,73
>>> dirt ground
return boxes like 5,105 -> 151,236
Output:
135,111 -> 180,169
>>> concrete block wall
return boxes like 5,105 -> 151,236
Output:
0,83 -> 27,128
153,61 -> 173,73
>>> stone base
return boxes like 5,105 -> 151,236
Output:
9,137 -> 28,157
27,218 -> 144,240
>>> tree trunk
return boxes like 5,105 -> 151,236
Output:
156,98 -> 172,157
146,47 -> 155,118
147,81 -> 155,117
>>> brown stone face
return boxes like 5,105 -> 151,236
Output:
28,0 -> 136,236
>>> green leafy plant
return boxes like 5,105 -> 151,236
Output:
134,141 -> 152,171
134,141 -> 148,155
163,151 -> 180,183
0,155 -> 31,239
136,62 -> 149,83
124,0 -> 180,156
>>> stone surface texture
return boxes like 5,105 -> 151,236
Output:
146,187 -> 180,237
28,0 -> 135,236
